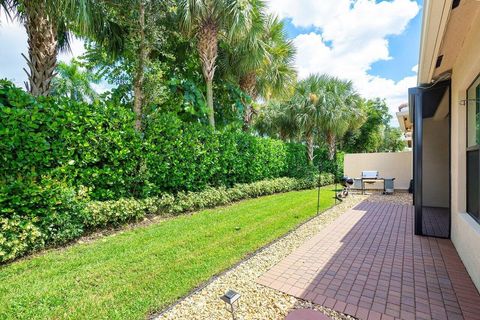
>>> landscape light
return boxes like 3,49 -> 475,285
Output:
220,290 -> 241,320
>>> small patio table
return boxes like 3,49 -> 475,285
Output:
361,178 -> 385,195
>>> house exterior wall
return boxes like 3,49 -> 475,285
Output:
422,117 -> 449,208
450,14 -> 480,290
344,152 -> 412,190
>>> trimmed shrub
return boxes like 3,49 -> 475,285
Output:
0,80 -> 145,201
1,81 -> 311,200
0,178 -> 86,262
144,113 -> 223,193
144,112 -> 291,193
82,174 -> 334,230
84,198 -> 156,229
314,148 -> 345,181
284,143 -> 309,178
0,216 -> 42,262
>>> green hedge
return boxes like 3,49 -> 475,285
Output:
0,81 -> 307,200
1,175 -> 333,263
0,80 -> 324,263
285,143 -> 310,178
144,114 -> 291,193
0,178 -> 87,261
0,81 -> 145,201
314,148 -> 345,181
0,80 -> 320,263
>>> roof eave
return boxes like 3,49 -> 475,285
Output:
417,0 -> 452,86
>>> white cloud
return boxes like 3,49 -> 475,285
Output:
267,0 -> 420,118
266,0 -> 351,29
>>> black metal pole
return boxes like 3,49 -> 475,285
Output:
316,159 -> 321,215
334,144 -> 338,206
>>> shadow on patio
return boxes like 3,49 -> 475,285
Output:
257,200 -> 480,320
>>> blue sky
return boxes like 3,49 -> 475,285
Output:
0,0 -> 423,119
282,13 -> 421,82
369,3 -> 422,82
267,0 -> 422,117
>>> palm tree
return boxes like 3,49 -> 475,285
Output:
50,59 -> 100,101
0,0 -> 123,97
317,76 -> 364,160
256,16 -> 296,102
220,13 -> 296,129
270,75 -> 364,164
290,75 -> 326,164
255,100 -> 300,140
133,0 -> 147,131
218,1 -> 266,129
178,0 -> 257,128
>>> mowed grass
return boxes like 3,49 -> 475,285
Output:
0,187 -> 335,320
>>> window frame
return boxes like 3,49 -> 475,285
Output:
466,73 -> 480,224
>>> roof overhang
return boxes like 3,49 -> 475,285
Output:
417,0 -> 451,85
396,110 -> 412,133
418,0 -> 480,86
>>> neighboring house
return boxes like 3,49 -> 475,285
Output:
396,103 -> 412,148
409,0 -> 480,290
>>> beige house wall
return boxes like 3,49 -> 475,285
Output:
422,117 -> 449,208
344,152 -> 412,190
449,14 -> 480,290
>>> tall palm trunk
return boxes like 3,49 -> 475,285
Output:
198,20 -> 218,128
133,0 -> 146,131
239,71 -> 257,130
306,132 -> 314,165
326,132 -> 336,160
23,1 -> 58,96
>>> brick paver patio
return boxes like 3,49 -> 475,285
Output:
257,201 -> 480,320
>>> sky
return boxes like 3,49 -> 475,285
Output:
0,0 -> 422,120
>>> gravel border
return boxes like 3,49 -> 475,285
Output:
364,190 -> 412,205
154,194 -> 367,320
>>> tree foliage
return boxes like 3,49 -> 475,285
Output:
219,13 -> 296,128
0,0 -> 124,96
50,59 -> 100,102
343,98 -> 406,153
178,0 -> 259,127
256,74 -> 365,163
0,0 -> 408,264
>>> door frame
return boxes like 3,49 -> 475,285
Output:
409,80 -> 451,238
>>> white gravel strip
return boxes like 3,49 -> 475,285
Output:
155,194 -> 367,320
364,191 -> 412,205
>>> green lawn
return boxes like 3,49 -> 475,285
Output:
0,187 -> 335,320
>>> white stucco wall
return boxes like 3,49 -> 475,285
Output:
422,117 -> 449,208
449,13 -> 480,291
344,152 -> 412,190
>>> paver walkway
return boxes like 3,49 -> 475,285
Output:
422,206 -> 450,238
285,309 -> 331,320
257,201 -> 480,320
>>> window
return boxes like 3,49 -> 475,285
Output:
467,77 -> 480,147
467,75 -> 480,223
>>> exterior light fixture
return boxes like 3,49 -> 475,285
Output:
220,290 -> 241,320
459,99 -> 480,106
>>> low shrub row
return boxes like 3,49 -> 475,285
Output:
86,173 -> 334,227
0,174 -> 333,263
